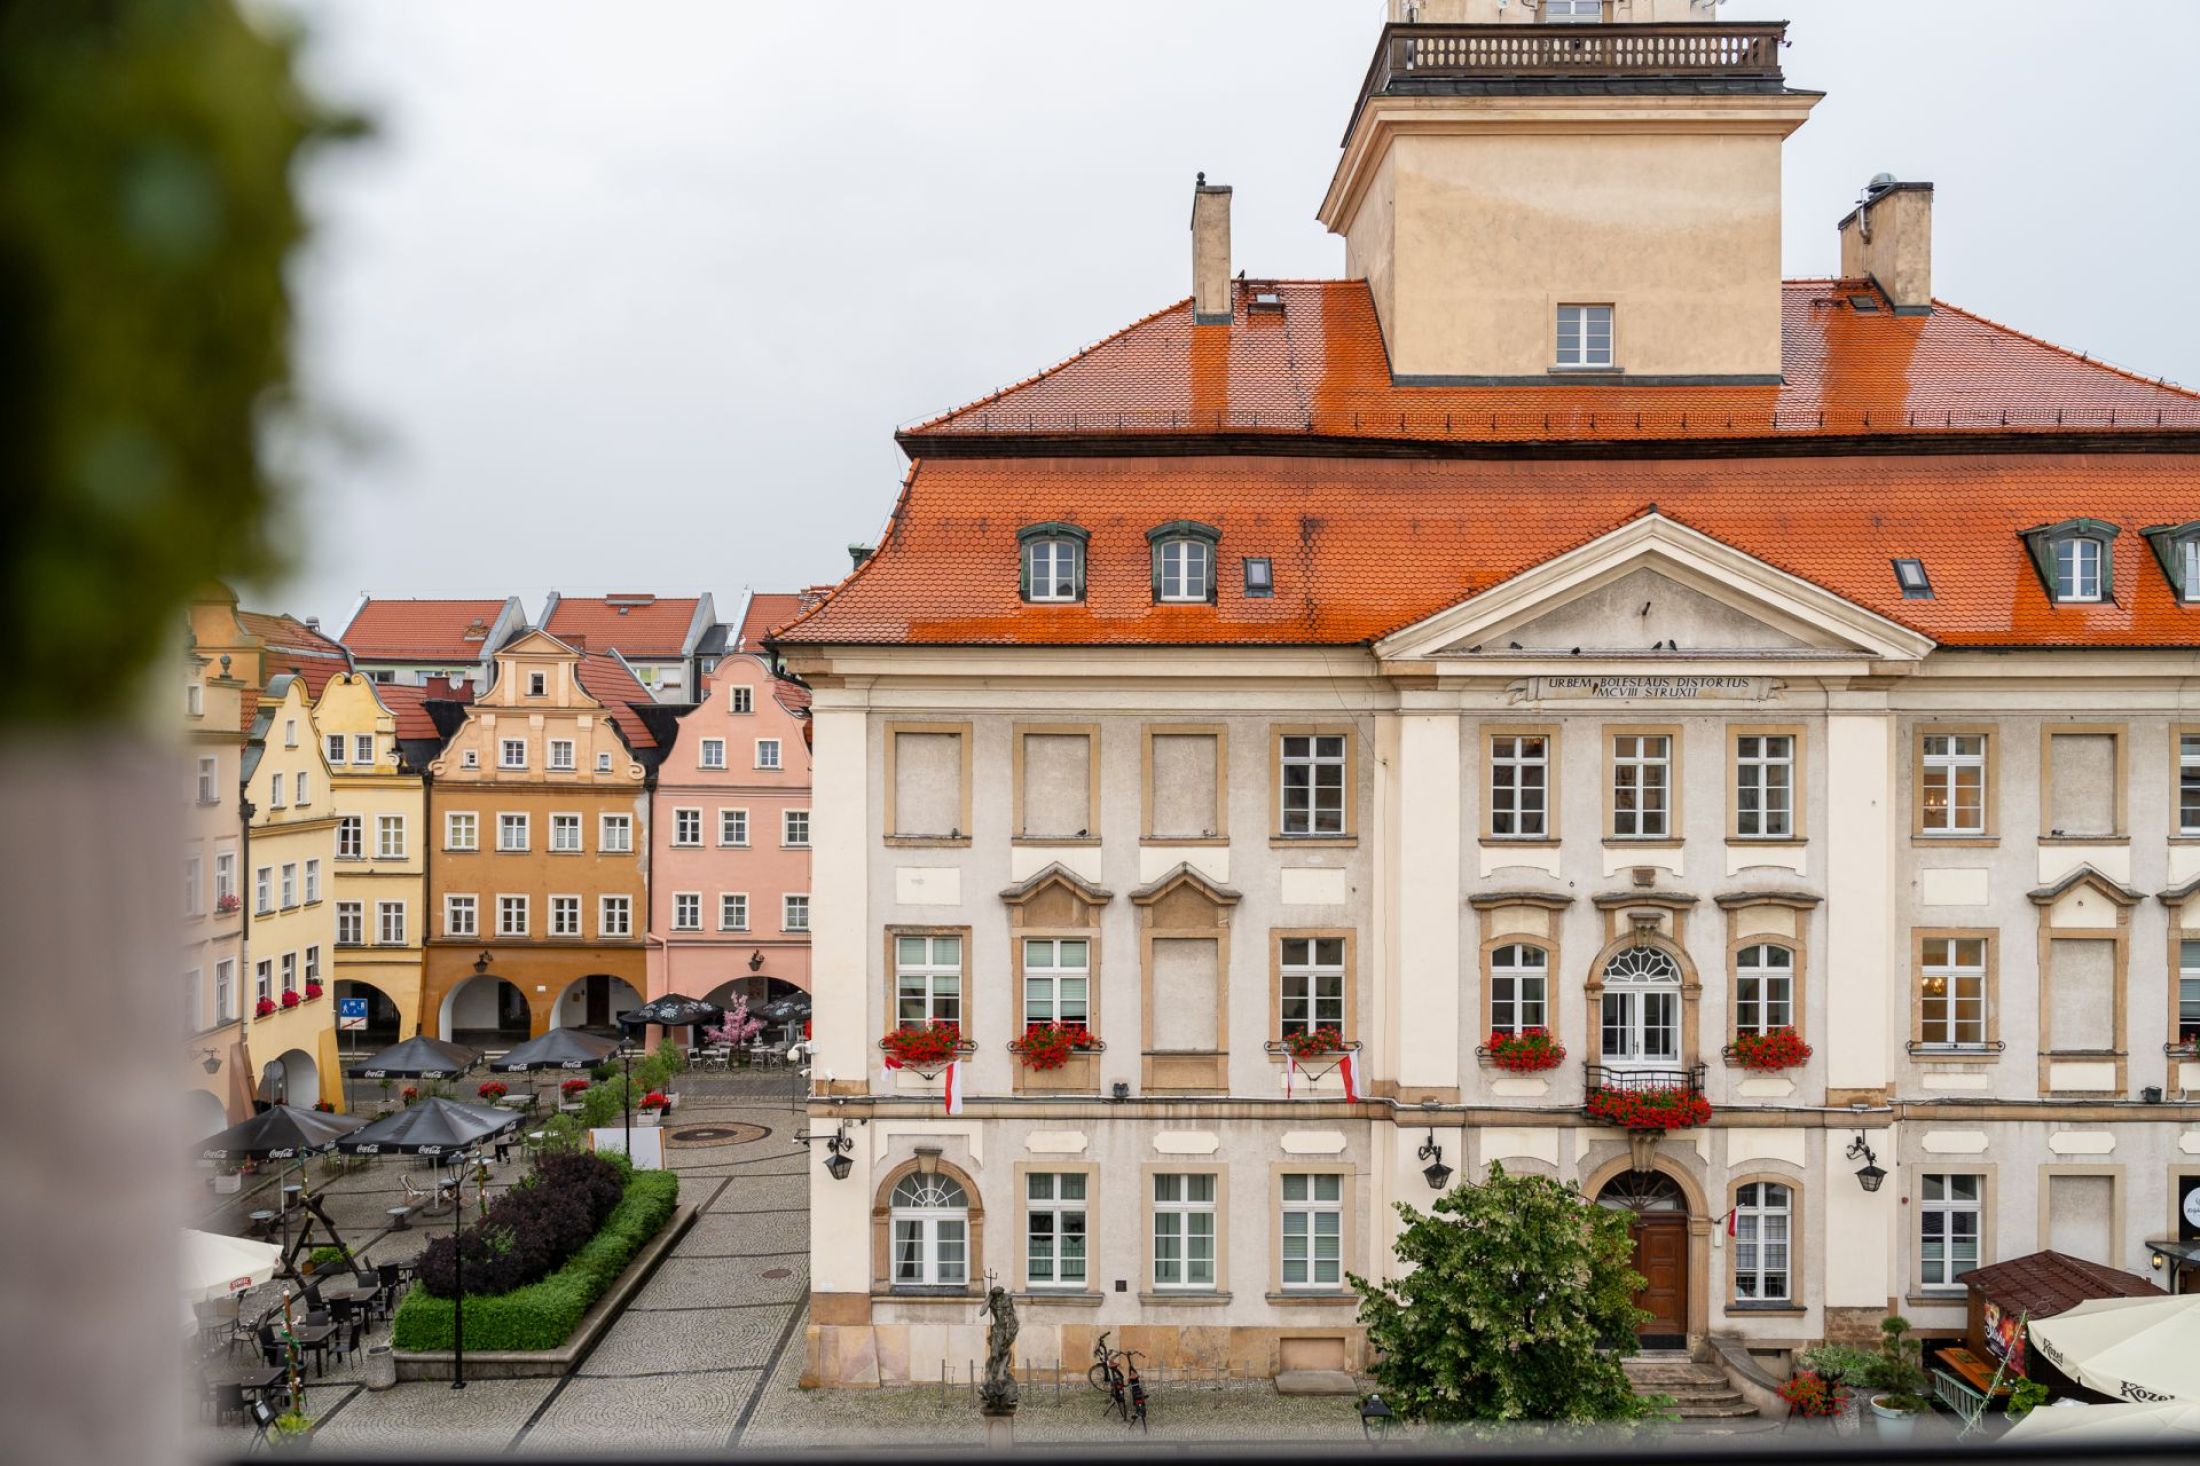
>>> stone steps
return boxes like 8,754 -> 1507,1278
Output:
1622,1355 -> 1762,1422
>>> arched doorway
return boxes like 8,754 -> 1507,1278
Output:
334,979 -> 403,1046
256,1048 -> 319,1111
439,974 -> 531,1046
550,974 -> 642,1036
1597,1171 -> 1689,1349
185,1087 -> 229,1144
702,976 -> 806,1037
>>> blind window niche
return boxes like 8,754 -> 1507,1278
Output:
2047,938 -> 2116,1052
2046,1175 -> 2114,1265
892,731 -> 964,838
2047,733 -> 2117,837
1150,733 -> 1220,839
1020,732 -> 1092,839
1151,937 -> 1219,1052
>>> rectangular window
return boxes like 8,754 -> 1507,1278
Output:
280,863 -> 297,908
1735,733 -> 1794,838
527,670 -> 546,697
600,894 -> 632,938
1024,537 -> 1080,602
295,771 -> 309,806
783,809 -> 811,847
699,737 -> 726,770
336,815 -> 362,859
1920,1173 -> 1982,1289
2181,939 -> 2200,1045
284,719 -> 297,748
1243,557 -> 1273,597
1151,937 -> 1220,1052
445,811 -> 477,850
719,893 -> 749,931
497,813 -> 529,852
187,682 -> 204,718
1920,732 -> 1987,834
303,858 -> 320,903
1489,942 -> 1549,1035
891,726 -> 966,838
376,901 -> 405,946
497,894 -> 528,936
255,960 -> 272,1005
1735,944 -> 1796,1034
548,738 -> 575,772
303,946 -> 319,986
1281,1173 -> 1343,1290
783,893 -> 810,932
183,854 -> 203,917
1544,0 -> 1602,17
1920,936 -> 1988,1048
673,808 -> 702,846
595,751 -> 611,773
2054,537 -> 2104,602
550,813 -> 582,852
445,894 -> 477,938
551,895 -> 581,937
376,814 -> 406,860
214,960 -> 234,1023
719,808 -> 749,846
895,934 -> 962,1026
1156,538 -> 1212,603
461,750 -> 478,769
268,776 -> 284,810
1148,729 -> 1221,840
1555,303 -> 1614,367
335,901 -> 363,946
186,968 -> 202,1031
756,739 -> 782,770
499,737 -> 526,769
1489,734 -> 1549,838
730,686 -> 753,714
1734,1181 -> 1792,1301
2182,735 -> 2200,835
600,814 -> 633,853
673,892 -> 701,931
2047,732 -> 2117,838
280,951 -> 297,994
354,733 -> 374,765
1278,733 -> 1347,836
215,852 -> 235,905
197,755 -> 219,804
1278,936 -> 1345,1038
255,866 -> 273,915
1019,730 -> 1093,839
1893,557 -> 1934,598
1027,1173 -> 1089,1288
1611,733 -> 1671,838
325,733 -> 346,765
1152,1173 -> 1217,1289
1022,938 -> 1090,1028
2046,938 -> 2116,1052
2046,1174 -> 2115,1264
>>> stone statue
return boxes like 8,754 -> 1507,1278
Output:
977,1283 -> 1019,1417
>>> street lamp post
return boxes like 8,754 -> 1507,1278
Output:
451,1147 -> 473,1390
619,1036 -> 633,1158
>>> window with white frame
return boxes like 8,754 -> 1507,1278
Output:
600,813 -> 632,852
1490,942 -> 1549,1034
284,719 -> 297,748
499,737 -> 526,769
1152,1173 -> 1217,1289
215,851 -> 235,905
1733,1181 -> 1792,1302
294,771 -> 309,805
895,934 -> 962,1026
353,733 -> 374,765
1919,935 -> 1987,1047
197,756 -> 218,804
303,858 -> 320,903
1278,936 -> 1345,1038
719,893 -> 748,931
335,901 -> 363,946
1022,938 -> 1089,1028
303,945 -> 319,986
377,901 -> 405,945
1155,537 -> 1213,603
729,685 -> 754,715
214,960 -> 234,1022
1490,734 -> 1548,837
255,959 -> 272,1005
183,854 -> 203,917
1611,733 -> 1671,838
280,951 -> 297,994
280,863 -> 297,908
461,749 -> 478,769
673,892 -> 701,931
2181,735 -> 2200,835
1735,944 -> 1795,1034
498,813 -> 529,852
1920,1173 -> 1982,1289
1281,1173 -> 1343,1290
1026,1172 -> 1088,1288
497,894 -> 528,936
1023,536 -> 1082,602
699,737 -> 726,770
2181,939 -> 2200,1046
445,894 -> 477,938
551,895 -> 581,937
550,813 -> 581,852
527,669 -> 546,697
187,682 -> 204,718
1920,733 -> 1987,834
548,738 -> 575,772
719,808 -> 748,846
755,739 -> 781,770
2053,536 -> 2105,602
783,893 -> 810,932
255,866 -> 273,915
596,751 -> 612,773
268,776 -> 284,810
1279,733 -> 1346,835
1555,304 -> 1614,367
336,815 -> 362,859
890,1173 -> 969,1287
673,808 -> 701,846
446,811 -> 478,851
376,814 -> 405,860
325,733 -> 346,765
1735,733 -> 1794,838
783,809 -> 810,847
1544,0 -> 1602,18
1600,946 -> 1682,1065
600,894 -> 632,938
2182,538 -> 2200,604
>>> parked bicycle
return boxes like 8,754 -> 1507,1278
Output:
1086,1331 -> 1150,1431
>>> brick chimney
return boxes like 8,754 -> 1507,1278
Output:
1838,175 -> 1935,314
1191,173 -> 1232,325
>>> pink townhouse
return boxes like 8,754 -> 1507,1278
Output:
647,652 -> 813,1022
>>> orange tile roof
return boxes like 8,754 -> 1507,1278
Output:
239,611 -> 350,699
572,652 -> 657,748
773,451 -> 2200,650
340,598 -> 511,662
545,595 -> 701,657
905,281 -> 2200,446
375,679 -> 474,742
736,594 -> 807,650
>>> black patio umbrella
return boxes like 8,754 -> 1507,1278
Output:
195,1103 -> 364,1162
488,1028 -> 620,1073
617,993 -> 724,1033
344,1034 -> 479,1080
755,992 -> 813,1025
332,1096 -> 518,1158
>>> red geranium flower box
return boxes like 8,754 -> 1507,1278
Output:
881,1021 -> 966,1068
1584,1086 -> 1713,1131
1730,1027 -> 1813,1071
279,989 -> 301,1009
303,981 -> 324,1001
560,1078 -> 590,1097
1010,1023 -> 1099,1072
1281,1025 -> 1347,1060
1484,1028 -> 1566,1072
639,1090 -> 669,1110
477,1080 -> 509,1101
254,996 -> 277,1018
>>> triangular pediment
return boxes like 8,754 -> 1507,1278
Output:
1376,515 -> 1935,664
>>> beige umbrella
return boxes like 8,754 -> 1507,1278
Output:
2029,1293 -> 2200,1403
2002,1398 -> 2200,1443
181,1228 -> 283,1304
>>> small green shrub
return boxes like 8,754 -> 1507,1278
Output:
307,1245 -> 351,1272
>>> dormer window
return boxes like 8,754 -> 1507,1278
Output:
2140,521 -> 2200,604
1017,523 -> 1088,603
1148,521 -> 1220,604
2021,519 -> 2120,606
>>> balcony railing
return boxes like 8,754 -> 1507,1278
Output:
1581,1062 -> 1706,1095
1347,21 -> 1787,140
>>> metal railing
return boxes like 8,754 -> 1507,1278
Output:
1581,1061 -> 1705,1094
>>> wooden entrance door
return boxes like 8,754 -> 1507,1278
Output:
1630,1214 -> 1688,1345
585,975 -> 609,1028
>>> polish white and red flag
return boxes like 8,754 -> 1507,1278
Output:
1284,1050 -> 1361,1102
881,1053 -> 966,1115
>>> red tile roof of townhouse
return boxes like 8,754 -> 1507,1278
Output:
545,594 -> 704,658
735,594 -> 808,651
770,451 -> 2200,651
374,679 -> 474,742
901,280 -> 2200,448
339,598 -> 515,662
572,652 -> 659,749
239,611 -> 351,702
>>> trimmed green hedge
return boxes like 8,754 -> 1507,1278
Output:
391,1168 -> 678,1352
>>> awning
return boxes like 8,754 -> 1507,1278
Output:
2002,1398 -> 2200,1443
2029,1294 -> 2200,1403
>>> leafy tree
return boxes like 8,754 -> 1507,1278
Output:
1350,1162 -> 1655,1426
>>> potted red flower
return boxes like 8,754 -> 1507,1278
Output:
1729,1027 -> 1812,1071
1010,1023 -> 1100,1072
312,1099 -> 336,1114
638,1090 -> 668,1126
280,989 -> 301,1009
560,1077 -> 590,1098
477,1080 -> 509,1102
254,996 -> 277,1018
1584,1086 -> 1713,1131
879,1021 -> 969,1073
303,981 -> 324,1001
1483,1028 -> 1567,1073
1777,1368 -> 1848,1419
215,892 -> 241,915
401,1086 -> 419,1104
1281,1025 -> 1347,1060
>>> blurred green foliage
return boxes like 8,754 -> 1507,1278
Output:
0,1 -> 347,726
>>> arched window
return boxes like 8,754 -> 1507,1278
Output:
2054,536 -> 2103,602
1600,946 -> 1681,1065
1490,943 -> 1548,1034
1147,522 -> 1220,604
1734,944 -> 1795,1034
1733,1181 -> 1792,1302
890,1173 -> 969,1287
1018,524 -> 1087,604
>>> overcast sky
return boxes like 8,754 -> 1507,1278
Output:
268,0 -> 2200,630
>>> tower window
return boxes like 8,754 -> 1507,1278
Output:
1555,305 -> 1614,368
1892,558 -> 1933,598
